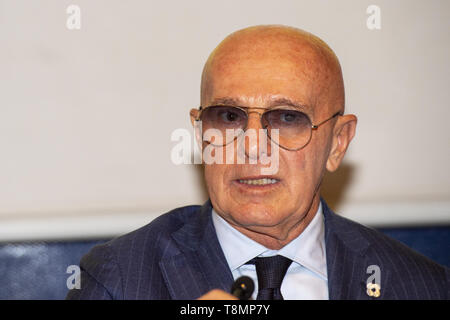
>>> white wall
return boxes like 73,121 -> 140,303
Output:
1,0 -> 449,241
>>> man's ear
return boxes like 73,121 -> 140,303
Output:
326,114 -> 357,172
190,108 -> 203,150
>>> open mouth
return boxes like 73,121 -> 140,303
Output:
238,178 -> 278,185
236,177 -> 280,186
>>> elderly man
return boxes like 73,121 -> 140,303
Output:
67,25 -> 449,300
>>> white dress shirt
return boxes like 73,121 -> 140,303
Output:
212,203 -> 329,300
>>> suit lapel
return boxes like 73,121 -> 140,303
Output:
159,198 -> 391,300
159,201 -> 234,299
322,200 -> 374,300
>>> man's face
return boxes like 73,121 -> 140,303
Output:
192,27 -> 354,248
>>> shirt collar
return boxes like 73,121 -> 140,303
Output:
212,202 -> 327,280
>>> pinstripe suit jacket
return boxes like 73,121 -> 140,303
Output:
66,199 -> 449,300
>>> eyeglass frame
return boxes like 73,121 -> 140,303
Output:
194,105 -> 343,151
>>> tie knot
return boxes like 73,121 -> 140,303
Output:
254,255 -> 292,291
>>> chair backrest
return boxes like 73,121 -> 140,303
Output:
0,239 -> 108,299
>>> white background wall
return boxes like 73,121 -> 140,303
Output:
1,0 -> 449,240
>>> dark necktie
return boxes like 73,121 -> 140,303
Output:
252,255 -> 292,300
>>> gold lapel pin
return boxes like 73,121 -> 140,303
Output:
366,283 -> 381,298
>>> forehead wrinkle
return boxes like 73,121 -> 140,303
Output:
208,95 -> 312,113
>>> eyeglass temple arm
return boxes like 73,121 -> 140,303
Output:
193,106 -> 203,121
311,111 -> 343,130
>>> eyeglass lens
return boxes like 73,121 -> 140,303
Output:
200,106 -> 313,149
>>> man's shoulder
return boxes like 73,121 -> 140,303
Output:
327,209 -> 447,270
80,204 -> 204,272
101,204 -> 202,253
68,204 -> 204,299
325,207 -> 449,298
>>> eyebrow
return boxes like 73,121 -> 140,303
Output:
208,97 -> 309,111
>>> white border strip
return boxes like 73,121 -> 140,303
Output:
337,200 -> 450,227
0,211 -> 162,242
0,201 -> 449,242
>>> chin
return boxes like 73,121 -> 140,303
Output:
227,202 -> 284,227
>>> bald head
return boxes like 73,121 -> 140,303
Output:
201,25 -> 345,115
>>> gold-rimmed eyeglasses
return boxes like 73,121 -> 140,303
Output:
195,105 -> 343,151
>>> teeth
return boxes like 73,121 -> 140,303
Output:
238,178 -> 278,185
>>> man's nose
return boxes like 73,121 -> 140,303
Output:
243,112 -> 271,161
